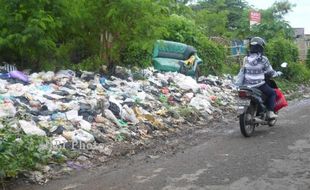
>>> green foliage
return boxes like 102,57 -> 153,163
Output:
250,21 -> 294,41
265,37 -> 298,70
0,0 -> 65,69
306,48 -> 310,69
163,14 -> 199,45
222,61 -> 240,75
194,10 -> 228,36
234,1 -> 294,40
248,1 -> 295,40
161,13 -> 226,75
285,63 -> 310,82
87,0 -> 168,70
120,46 -> 152,69
0,127 -> 51,178
71,55 -> 104,72
195,37 -> 226,75
0,0 -> 307,84
176,105 -> 200,122
225,0 -> 249,31
275,78 -> 299,93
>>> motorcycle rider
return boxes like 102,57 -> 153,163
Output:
238,37 -> 282,119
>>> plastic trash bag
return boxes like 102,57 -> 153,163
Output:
19,120 -> 46,136
9,70 -> 29,83
72,129 -> 95,143
274,88 -> 288,112
120,105 -> 139,124
234,68 -> 245,87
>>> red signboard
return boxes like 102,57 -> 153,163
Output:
249,11 -> 261,24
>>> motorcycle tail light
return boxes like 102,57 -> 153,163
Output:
238,90 -> 250,98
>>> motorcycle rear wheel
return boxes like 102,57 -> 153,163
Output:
239,107 -> 256,137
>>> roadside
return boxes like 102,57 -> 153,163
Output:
10,95 -> 310,190
8,107 -> 237,190
2,68 -> 309,188
7,83 -> 310,189
0,69 -> 237,187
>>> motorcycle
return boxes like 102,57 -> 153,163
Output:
237,62 -> 288,137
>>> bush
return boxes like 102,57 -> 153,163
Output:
71,55 -> 104,72
222,62 -> 240,75
265,37 -> 299,70
163,14 -> 199,45
120,46 -> 152,69
0,127 -> 52,179
285,62 -> 310,82
306,48 -> 310,69
195,37 -> 226,75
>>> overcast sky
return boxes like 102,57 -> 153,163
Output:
246,0 -> 310,34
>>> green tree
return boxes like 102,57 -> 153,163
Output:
163,14 -> 199,44
85,0 -> 168,74
225,0 -> 249,32
265,36 -> 299,81
249,1 -> 295,40
194,9 -> 228,36
0,0 -> 66,70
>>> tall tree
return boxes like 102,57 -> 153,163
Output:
250,1 -> 295,40
195,9 -> 227,36
0,0 -> 66,69
86,0 -> 168,73
225,0 -> 248,31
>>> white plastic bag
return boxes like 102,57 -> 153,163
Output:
120,105 -> 139,124
19,120 -> 46,136
72,129 -> 95,143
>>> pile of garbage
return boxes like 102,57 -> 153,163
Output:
0,67 -> 237,166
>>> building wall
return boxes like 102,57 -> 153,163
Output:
293,28 -> 310,61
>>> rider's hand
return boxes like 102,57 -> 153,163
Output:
273,71 -> 283,77
276,71 -> 283,76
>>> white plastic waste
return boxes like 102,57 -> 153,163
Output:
19,120 -> 46,136
66,109 -> 80,121
41,71 -> 55,82
0,82 -> 7,94
52,136 -> 68,146
121,105 -> 139,124
136,91 -> 147,101
104,109 -> 122,128
174,74 -> 200,92
0,102 -> 16,118
55,70 -> 75,79
72,129 -> 95,143
189,95 -> 213,114
78,119 -> 92,131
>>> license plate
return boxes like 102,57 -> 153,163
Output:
238,99 -> 251,106
237,106 -> 246,114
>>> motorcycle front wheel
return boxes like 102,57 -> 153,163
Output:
239,106 -> 256,137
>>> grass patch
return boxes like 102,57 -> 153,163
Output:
276,79 -> 299,93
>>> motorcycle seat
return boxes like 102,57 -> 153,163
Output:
239,86 -> 262,96
239,86 -> 266,100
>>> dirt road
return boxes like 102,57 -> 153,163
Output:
12,99 -> 310,190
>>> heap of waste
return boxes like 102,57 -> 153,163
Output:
0,67 -> 237,181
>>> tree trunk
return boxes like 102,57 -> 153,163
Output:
107,59 -> 116,76
104,31 -> 116,76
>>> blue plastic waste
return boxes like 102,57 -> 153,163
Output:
99,77 -> 106,85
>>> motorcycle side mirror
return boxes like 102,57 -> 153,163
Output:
281,62 -> 288,68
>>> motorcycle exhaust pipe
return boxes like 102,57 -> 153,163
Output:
253,117 -> 267,125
